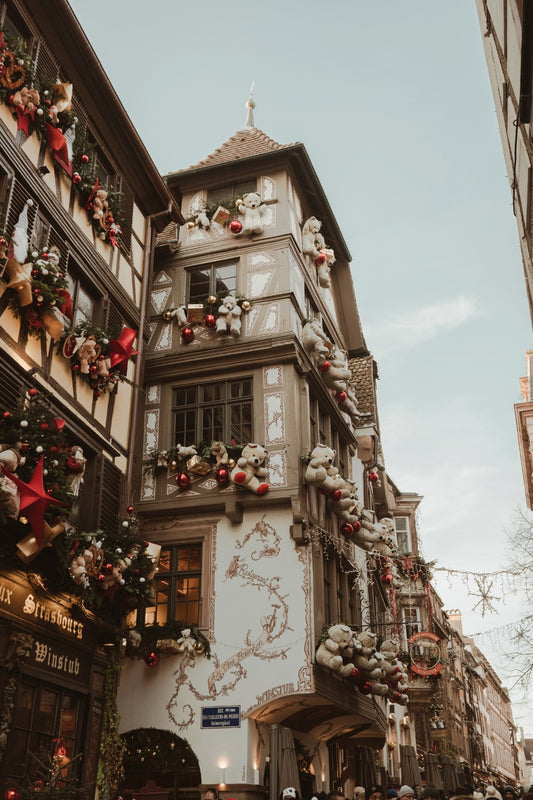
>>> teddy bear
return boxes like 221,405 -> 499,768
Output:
68,548 -> 95,587
337,385 -> 361,423
236,192 -> 265,235
100,558 -> 127,592
216,295 -> 242,335
175,443 -> 197,460
315,623 -> 356,677
305,444 -> 344,494
316,248 -> 336,288
93,188 -> 109,230
230,443 -> 269,494
193,209 -> 211,229
77,335 -> 101,373
379,639 -> 404,679
302,318 -> 330,363
210,440 -> 228,466
164,306 -> 188,327
176,628 -> 196,654
322,350 -> 351,393
302,217 -> 325,259
329,478 -> 362,522
12,86 -> 40,119
353,631 -> 383,681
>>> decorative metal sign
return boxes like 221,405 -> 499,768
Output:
407,631 -> 443,676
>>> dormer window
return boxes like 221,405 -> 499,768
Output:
209,180 -> 256,205
187,261 -> 237,304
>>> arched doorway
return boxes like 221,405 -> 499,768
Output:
121,728 -> 201,800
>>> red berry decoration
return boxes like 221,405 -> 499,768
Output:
229,219 -> 243,234
318,360 -> 331,372
203,314 -> 216,329
86,202 -> 94,211
351,667 -> 360,680
144,650 -> 160,667
72,173 -> 81,185
340,522 -> 354,537
335,391 -> 347,403
315,252 -> 327,265
175,472 -> 190,489
368,471 -> 379,483
214,467 -> 229,484
180,326 -> 195,344
81,154 -> 89,164
28,388 -> 38,398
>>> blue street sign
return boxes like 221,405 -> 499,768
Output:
201,705 -> 241,729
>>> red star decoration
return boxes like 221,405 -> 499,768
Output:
109,327 -> 139,375
4,456 -> 64,546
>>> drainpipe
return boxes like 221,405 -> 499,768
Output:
125,204 -> 173,500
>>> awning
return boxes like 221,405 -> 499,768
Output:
400,745 -> 422,787
441,755 -> 460,793
424,752 -> 444,792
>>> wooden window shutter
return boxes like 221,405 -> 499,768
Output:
6,179 -> 37,243
35,40 -> 60,84
0,353 -> 26,408
105,301 -> 124,337
98,458 -> 123,534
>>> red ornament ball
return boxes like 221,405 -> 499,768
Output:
3,411 -> 11,419
72,364 -> 80,372
90,365 -> 97,374
94,390 -> 102,398
86,202 -> 94,211
81,154 -> 89,164
72,173 -> 81,185
360,681 -> 373,695
32,269 -> 39,277
335,391 -> 347,403
175,472 -> 190,489
330,489 -> 342,502
229,219 -> 243,234
351,666 -> 360,680
203,314 -> 216,329
28,388 -> 38,398
39,423 -> 49,431
0,237 -> 6,247
318,360 -> 331,372
127,505 -> 134,513
41,252 -> 49,260
381,572 -> 393,585
340,523 -> 354,538
315,252 -> 327,265
353,521 -> 362,532
144,650 -> 160,667
214,467 -> 229,484
368,471 -> 379,483
180,326 -> 195,344
5,789 -> 21,800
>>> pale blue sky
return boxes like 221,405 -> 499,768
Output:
68,0 -> 533,725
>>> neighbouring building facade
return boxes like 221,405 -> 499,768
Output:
0,0 -> 180,796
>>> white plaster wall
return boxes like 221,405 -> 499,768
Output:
118,506 -> 311,783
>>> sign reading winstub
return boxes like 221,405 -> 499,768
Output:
201,706 -> 241,729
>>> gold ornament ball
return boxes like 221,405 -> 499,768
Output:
207,295 -> 217,306
194,641 -> 205,654
163,310 -> 172,321
186,221 -> 196,230
228,458 -> 236,468
171,460 -> 177,469
241,300 -> 251,312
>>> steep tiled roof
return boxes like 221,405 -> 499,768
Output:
349,355 -> 376,423
156,220 -> 179,247
183,127 -> 295,171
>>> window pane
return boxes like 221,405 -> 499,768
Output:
189,268 -> 210,303
173,387 -> 197,406
35,689 -> 57,733
159,548 -> 171,572
189,545 -> 201,570
215,265 -> 236,296
13,685 -> 35,729
201,384 -> 223,403
230,380 -> 252,399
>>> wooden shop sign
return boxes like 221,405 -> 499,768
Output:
0,571 -> 93,646
407,631 -> 443,676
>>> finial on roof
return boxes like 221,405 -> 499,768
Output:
244,81 -> 255,128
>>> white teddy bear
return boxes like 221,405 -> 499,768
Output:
175,443 -> 198,460
302,216 -> 325,259
353,631 -> 383,680
305,444 -> 344,494
176,628 -> 196,654
322,349 -> 351,393
316,623 -> 356,677
302,318 -> 330,363
216,295 -> 242,335
230,443 -> 269,494
236,192 -> 265,235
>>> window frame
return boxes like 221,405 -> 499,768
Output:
403,605 -> 422,645
65,257 -> 103,326
171,378 -> 253,447
186,260 -> 238,305
147,541 -> 202,627
394,516 -> 412,555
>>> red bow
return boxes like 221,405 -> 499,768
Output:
109,327 -> 139,375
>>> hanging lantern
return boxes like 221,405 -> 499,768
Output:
229,219 -> 243,234
144,650 -> 160,667
180,326 -> 195,344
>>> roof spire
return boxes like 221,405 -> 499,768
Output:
244,81 -> 255,128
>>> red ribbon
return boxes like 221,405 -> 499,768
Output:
45,123 -> 72,176
14,105 -> 35,136
391,585 -> 398,639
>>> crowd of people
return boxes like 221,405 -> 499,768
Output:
268,782 -> 533,800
